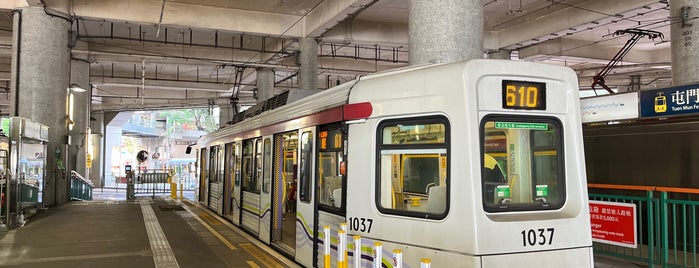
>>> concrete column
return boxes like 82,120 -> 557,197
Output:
90,112 -> 104,187
488,50 -> 511,60
218,104 -> 234,127
670,0 -> 699,85
256,68 -> 275,103
10,7 -> 72,206
409,0 -> 483,65
70,59 -> 90,181
298,37 -> 318,90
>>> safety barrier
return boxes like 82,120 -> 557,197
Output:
588,183 -> 699,268
322,223 -> 432,268
70,171 -> 93,201
134,171 -> 171,197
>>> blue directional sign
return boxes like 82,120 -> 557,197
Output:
640,83 -> 699,118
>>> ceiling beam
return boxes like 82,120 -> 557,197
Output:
71,0 -> 304,37
91,77 -> 232,92
519,37 -> 671,64
495,0 -> 659,48
305,0 -> 377,37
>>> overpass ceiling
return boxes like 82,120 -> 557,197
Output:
0,0 -> 677,114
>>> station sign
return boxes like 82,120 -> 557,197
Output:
589,200 -> 637,248
640,83 -> 699,118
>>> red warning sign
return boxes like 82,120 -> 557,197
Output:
589,200 -> 637,248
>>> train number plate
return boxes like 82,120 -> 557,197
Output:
347,217 -> 373,233
521,228 -> 554,247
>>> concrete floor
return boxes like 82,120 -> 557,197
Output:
0,196 -> 299,268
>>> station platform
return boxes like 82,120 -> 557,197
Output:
0,191 -> 644,268
0,194 -> 300,268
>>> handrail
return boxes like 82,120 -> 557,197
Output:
588,183 -> 699,194
70,170 -> 94,187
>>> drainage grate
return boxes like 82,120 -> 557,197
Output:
158,205 -> 185,211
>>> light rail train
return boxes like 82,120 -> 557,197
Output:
192,59 -> 593,267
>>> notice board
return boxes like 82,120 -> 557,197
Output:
589,200 -> 637,248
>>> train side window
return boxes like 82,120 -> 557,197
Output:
242,139 -> 260,194
208,146 -> 220,183
255,139 -> 263,193
376,116 -> 449,219
317,125 -> 345,212
480,115 -> 565,212
262,138 -> 272,193
299,131 -> 312,203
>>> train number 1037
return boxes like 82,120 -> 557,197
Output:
521,228 -> 555,247
347,217 -> 373,233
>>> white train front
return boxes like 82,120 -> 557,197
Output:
193,59 -> 593,267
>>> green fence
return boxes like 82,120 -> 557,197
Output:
70,171 -> 93,201
589,184 -> 699,268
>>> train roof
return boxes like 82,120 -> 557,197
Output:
198,59 -> 576,145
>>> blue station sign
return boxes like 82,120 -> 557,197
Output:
640,83 -> 699,118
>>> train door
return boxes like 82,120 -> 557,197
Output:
295,127 -> 316,267
208,145 -> 224,214
271,131 -> 298,255
241,138 -> 262,234
259,136 -> 273,244
224,142 -> 241,226
198,148 -> 208,205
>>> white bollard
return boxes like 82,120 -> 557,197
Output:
392,249 -> 402,268
338,230 -> 347,268
373,242 -> 382,268
421,258 -> 431,268
353,235 -> 362,268
323,226 -> 330,268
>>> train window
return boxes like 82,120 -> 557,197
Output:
242,139 -> 260,194
481,115 -> 565,212
262,138 -> 272,193
376,116 -> 449,219
299,131 -> 312,203
318,126 -> 344,211
230,143 -> 241,187
208,146 -> 222,183
255,139 -> 263,193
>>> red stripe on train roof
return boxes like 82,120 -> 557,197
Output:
343,102 -> 373,120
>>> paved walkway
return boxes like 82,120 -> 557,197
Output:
0,196 -> 298,268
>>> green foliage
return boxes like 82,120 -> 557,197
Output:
159,108 -> 218,135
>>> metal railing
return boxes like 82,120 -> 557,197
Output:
589,184 -> 699,268
70,171 -> 94,201
134,170 -> 172,197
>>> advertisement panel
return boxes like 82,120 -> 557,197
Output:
581,92 -> 639,123
589,200 -> 637,248
640,83 -> 699,118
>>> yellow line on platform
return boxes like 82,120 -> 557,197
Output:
247,261 -> 261,268
191,211 -> 237,250
240,243 -> 284,268
199,212 -> 221,225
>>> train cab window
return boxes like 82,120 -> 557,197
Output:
318,126 -> 345,211
376,117 -> 449,219
481,115 -> 565,212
